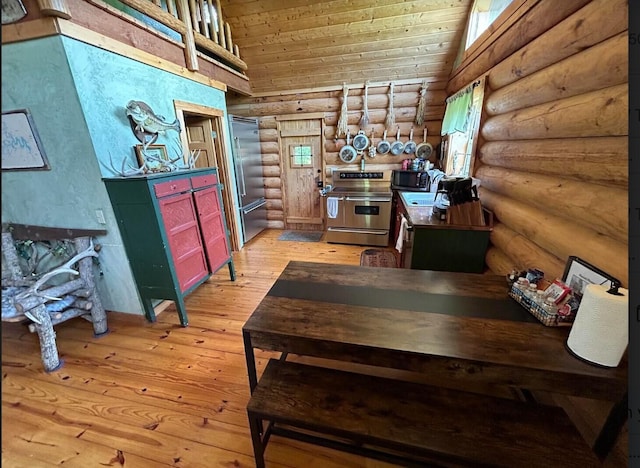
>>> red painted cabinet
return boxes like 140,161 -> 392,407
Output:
104,168 -> 235,327
194,186 -> 230,273
158,191 -> 209,292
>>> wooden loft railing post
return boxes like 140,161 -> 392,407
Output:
206,0 -> 219,44
176,0 -> 199,71
215,0 -> 226,50
166,0 -> 178,17
224,21 -> 233,53
36,0 -> 71,19
187,0 -> 199,33
197,0 -> 209,40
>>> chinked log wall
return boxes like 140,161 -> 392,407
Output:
448,2 -> 629,458
448,0 -> 628,287
227,83 -> 447,229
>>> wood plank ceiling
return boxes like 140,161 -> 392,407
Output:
220,0 -> 473,95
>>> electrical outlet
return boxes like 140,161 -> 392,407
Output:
95,209 -> 106,224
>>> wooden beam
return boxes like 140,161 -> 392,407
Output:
275,113 -> 326,121
196,52 -> 250,95
246,78 -> 446,98
55,19 -> 226,92
173,100 -> 224,117
1,17 -> 60,44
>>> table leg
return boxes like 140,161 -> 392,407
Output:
243,329 -> 258,393
247,410 -> 266,468
593,392 -> 628,460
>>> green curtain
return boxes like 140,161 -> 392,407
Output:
441,89 -> 473,135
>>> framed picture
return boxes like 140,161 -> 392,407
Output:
134,144 -> 169,172
1,109 -> 51,171
561,256 -> 620,299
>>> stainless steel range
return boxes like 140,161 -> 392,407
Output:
324,170 -> 392,246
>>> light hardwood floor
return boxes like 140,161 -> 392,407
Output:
2,229 -> 400,468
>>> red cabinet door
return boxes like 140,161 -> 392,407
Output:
193,186 -> 230,272
158,192 -> 209,292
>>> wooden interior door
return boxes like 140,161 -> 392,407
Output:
185,116 -> 217,169
278,118 -> 323,230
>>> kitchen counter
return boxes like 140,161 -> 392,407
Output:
403,201 -> 493,230
394,190 -> 493,272
398,190 -> 492,230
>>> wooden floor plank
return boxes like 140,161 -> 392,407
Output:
3,230 -> 401,467
2,404 -> 168,468
2,395 -> 254,468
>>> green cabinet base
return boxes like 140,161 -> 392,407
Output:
410,227 -> 490,273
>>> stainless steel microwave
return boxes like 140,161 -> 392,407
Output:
391,170 -> 429,190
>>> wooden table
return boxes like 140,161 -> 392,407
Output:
242,261 -> 627,466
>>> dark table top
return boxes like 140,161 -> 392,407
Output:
243,261 -> 627,401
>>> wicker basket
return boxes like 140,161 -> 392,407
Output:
508,284 -> 575,327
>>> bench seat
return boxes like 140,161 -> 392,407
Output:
247,359 -> 599,467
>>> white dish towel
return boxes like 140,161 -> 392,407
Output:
327,197 -> 339,219
395,215 -> 409,253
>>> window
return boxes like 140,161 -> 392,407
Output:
465,0 -> 514,49
452,0 -> 514,69
441,79 -> 485,178
290,145 -> 313,168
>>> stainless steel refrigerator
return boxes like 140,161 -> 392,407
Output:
229,115 -> 267,244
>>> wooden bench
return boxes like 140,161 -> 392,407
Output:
1,224 -> 109,372
247,359 -> 600,468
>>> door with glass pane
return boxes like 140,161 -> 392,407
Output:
278,118 -> 323,229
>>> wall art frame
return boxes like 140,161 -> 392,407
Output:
134,143 -> 169,172
562,256 -> 620,299
1,109 -> 51,171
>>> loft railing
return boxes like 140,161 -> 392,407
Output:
36,0 -> 247,74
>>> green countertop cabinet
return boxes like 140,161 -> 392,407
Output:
393,191 -> 493,273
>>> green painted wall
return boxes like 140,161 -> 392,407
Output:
2,35 -> 236,318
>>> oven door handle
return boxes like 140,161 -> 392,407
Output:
345,197 -> 391,202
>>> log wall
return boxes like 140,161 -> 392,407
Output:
453,2 -> 628,453
452,0 -> 628,286
228,0 -> 628,288
228,82 -> 446,229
